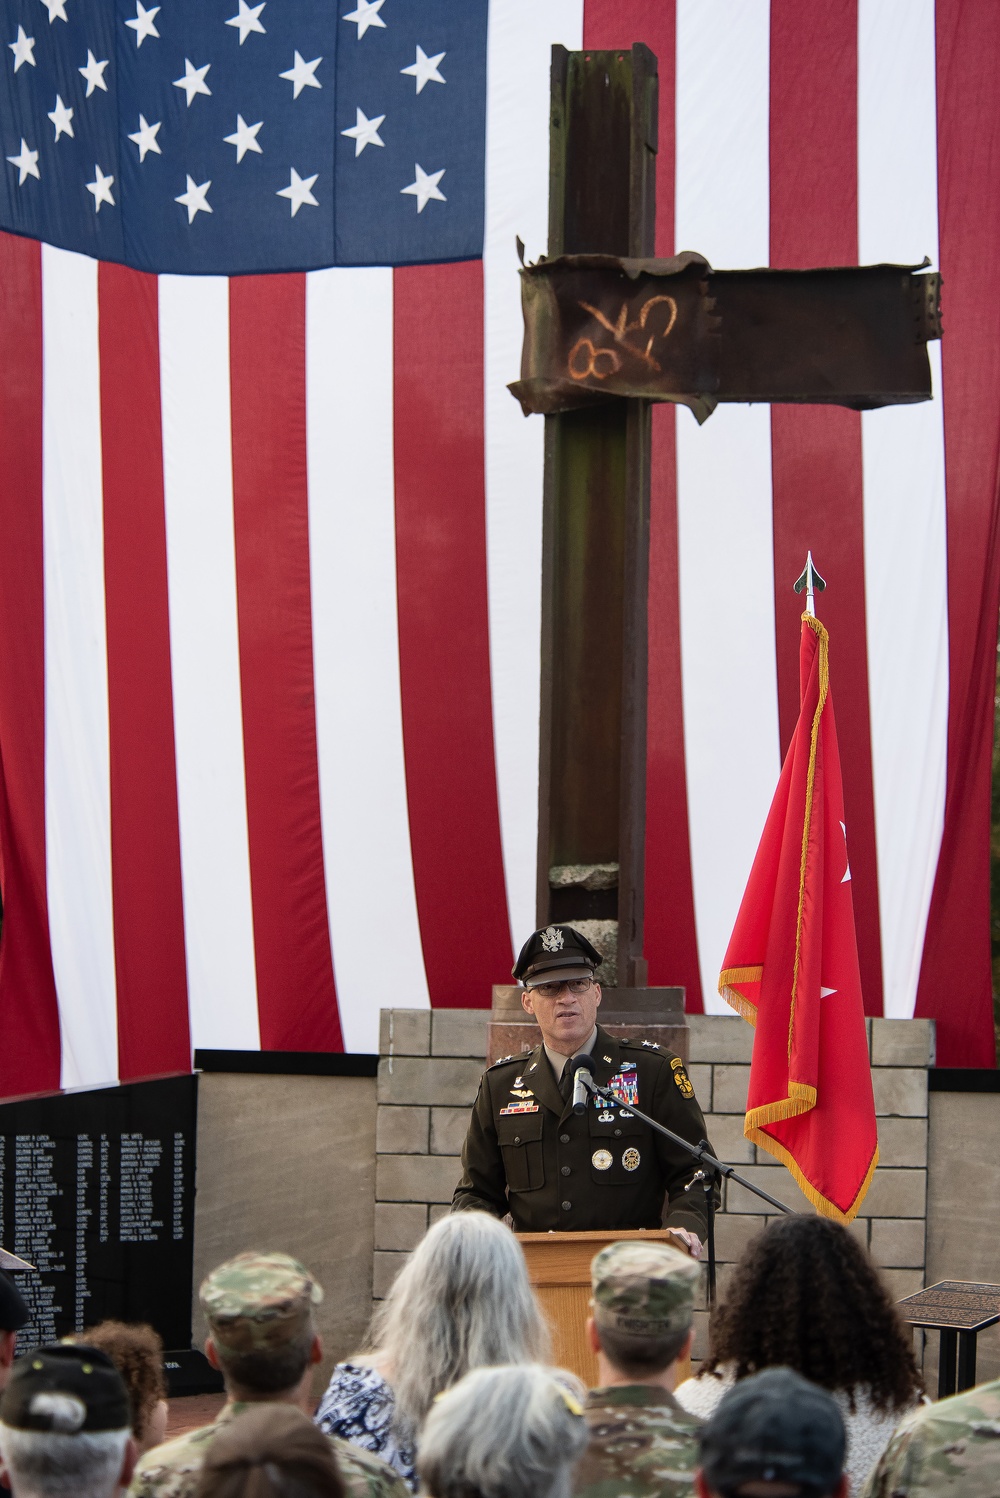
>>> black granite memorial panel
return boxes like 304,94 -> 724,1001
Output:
0,1075 -> 197,1357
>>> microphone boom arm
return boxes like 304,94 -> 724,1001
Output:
577,1072 -> 795,1305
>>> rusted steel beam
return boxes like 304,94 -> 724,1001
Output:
511,252 -> 942,422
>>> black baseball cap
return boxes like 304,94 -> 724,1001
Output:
512,925 -> 602,986
0,1273 -> 28,1334
699,1368 -> 845,1497
0,1345 -> 130,1434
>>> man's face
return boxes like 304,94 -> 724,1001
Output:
521,976 -> 601,1054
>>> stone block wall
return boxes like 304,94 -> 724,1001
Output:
374,1009 -> 934,1337
374,1008 -> 490,1299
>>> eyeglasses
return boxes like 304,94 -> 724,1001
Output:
530,978 -> 595,999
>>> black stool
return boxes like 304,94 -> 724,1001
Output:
897,1280 -> 1000,1398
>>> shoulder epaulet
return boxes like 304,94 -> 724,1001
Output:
488,1053 -> 521,1069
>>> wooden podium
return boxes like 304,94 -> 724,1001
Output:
517,1229 -> 695,1387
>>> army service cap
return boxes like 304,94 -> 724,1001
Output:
0,1270 -> 29,1332
591,1240 -> 700,1337
513,925 -> 602,987
0,1344 -> 129,1433
699,1368 -> 845,1497
199,1250 -> 323,1354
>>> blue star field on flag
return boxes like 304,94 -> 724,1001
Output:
0,0 -> 489,273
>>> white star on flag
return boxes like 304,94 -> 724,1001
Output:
400,44 -> 445,94
86,163 -> 115,211
48,95 -> 74,140
277,167 -> 319,217
6,138 -> 39,185
342,0 -> 385,39
401,163 -> 446,213
79,50 -> 109,96
224,114 -> 263,162
341,107 -> 385,157
38,0 -> 68,22
125,2 -> 160,46
820,986 -> 838,998
175,175 -> 212,223
280,50 -> 322,98
173,58 -> 212,106
128,114 -> 162,161
226,1 -> 266,44
9,26 -> 36,72
839,821 -> 851,883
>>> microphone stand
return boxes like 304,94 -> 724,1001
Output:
578,1073 -> 795,1307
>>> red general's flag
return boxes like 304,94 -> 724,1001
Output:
719,614 -> 878,1221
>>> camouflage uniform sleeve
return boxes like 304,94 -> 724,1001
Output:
451,1071 -> 508,1218
649,1053 -> 721,1239
127,1444 -> 202,1498
332,1437 -> 412,1498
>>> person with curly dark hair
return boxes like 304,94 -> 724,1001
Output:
67,1320 -> 169,1454
674,1215 -> 924,1496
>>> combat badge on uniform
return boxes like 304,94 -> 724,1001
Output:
670,1056 -> 695,1098
622,1147 -> 641,1171
592,1149 -> 613,1170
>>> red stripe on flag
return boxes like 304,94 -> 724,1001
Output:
768,0 -> 884,1016
393,261 -> 512,1005
0,233 -> 61,1096
98,263 -> 191,1079
582,2 -> 703,1006
229,275 -> 343,1051
915,0 -> 1000,1064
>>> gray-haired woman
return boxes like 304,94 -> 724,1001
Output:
419,1365 -> 589,1498
315,1212 -> 550,1491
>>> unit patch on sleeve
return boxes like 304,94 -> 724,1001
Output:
670,1056 -> 695,1098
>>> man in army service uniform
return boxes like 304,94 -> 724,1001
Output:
453,926 -> 717,1248
573,1240 -> 703,1498
129,1251 -> 407,1498
860,1375 -> 1000,1498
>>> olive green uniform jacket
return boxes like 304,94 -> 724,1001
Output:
573,1385 -> 701,1498
128,1402 -> 409,1498
452,1027 -> 717,1237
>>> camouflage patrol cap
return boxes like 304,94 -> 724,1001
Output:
591,1240 -> 700,1336
199,1251 -> 323,1354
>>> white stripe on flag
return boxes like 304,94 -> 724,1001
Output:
675,0 -> 780,1014
306,266 -> 429,1050
483,0 -> 584,950
858,0 -> 948,1018
159,275 -> 260,1052
42,245 -> 119,1089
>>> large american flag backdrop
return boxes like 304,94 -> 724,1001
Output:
0,0 -> 997,1098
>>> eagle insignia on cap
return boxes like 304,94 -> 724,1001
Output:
540,926 -> 565,952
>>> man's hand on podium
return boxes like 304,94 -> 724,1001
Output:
671,1228 -> 703,1260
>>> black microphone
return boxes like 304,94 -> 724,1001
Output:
570,1052 -> 596,1114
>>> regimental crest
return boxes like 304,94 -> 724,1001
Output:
540,925 -> 564,952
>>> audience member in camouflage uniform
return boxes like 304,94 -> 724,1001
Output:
129,1251 -> 408,1498
573,1241 -> 703,1498
859,1377 -> 1000,1498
